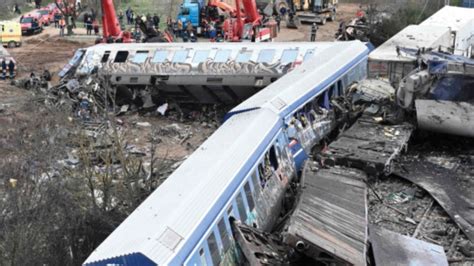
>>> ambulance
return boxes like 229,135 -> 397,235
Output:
0,21 -> 22,47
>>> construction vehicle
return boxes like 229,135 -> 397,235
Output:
0,21 -> 22,48
297,0 -> 337,25
177,0 -> 203,27
100,0 -> 132,43
219,0 -> 273,42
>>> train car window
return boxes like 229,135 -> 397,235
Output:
173,50 -> 189,63
227,205 -> 235,219
152,50 -> 169,63
251,171 -> 261,196
236,192 -> 248,222
236,50 -> 252,63
114,51 -> 129,63
257,49 -> 275,63
328,84 -> 336,99
244,182 -> 255,211
258,163 -> 266,188
193,50 -> 210,63
214,50 -> 231,63
199,248 -> 208,266
269,146 -> 279,170
337,80 -> 343,95
207,232 -> 221,265
281,49 -> 298,64
101,51 -> 111,63
217,218 -> 230,251
132,51 -> 149,63
303,49 -> 315,61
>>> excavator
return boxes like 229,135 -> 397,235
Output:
100,0 -> 172,43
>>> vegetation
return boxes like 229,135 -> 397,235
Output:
0,92 -> 171,265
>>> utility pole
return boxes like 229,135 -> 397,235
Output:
445,0 -> 450,5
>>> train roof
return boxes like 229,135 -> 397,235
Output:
85,41 -> 325,53
228,41 -> 370,119
84,108 -> 281,265
420,5 -> 474,32
368,25 -> 451,62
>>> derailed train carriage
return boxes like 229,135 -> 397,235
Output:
64,42 -> 325,105
83,41 -> 370,266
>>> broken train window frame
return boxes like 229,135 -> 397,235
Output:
114,51 -> 129,63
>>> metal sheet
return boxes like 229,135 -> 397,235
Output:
284,162 -> 368,265
416,100 -> 474,138
370,226 -> 448,266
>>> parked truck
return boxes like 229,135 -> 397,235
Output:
177,0 -> 203,27
297,0 -> 337,25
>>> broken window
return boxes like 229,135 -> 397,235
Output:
269,146 -> 279,171
337,80 -> 343,96
236,192 -> 247,222
193,50 -> 210,63
217,218 -> 230,251
132,51 -> 149,63
152,50 -> 168,63
304,49 -> 315,61
251,171 -> 260,196
227,205 -> 235,219
114,51 -> 129,63
172,50 -> 189,63
281,49 -> 298,64
214,50 -> 231,63
101,51 -> 111,63
236,50 -> 252,63
328,84 -> 336,99
207,232 -> 221,265
257,49 -> 275,63
199,248 -> 208,266
244,182 -> 255,212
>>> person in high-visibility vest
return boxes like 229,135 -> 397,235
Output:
59,17 -> 66,37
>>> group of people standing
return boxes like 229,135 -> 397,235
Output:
1,59 -> 16,80
84,13 -> 99,35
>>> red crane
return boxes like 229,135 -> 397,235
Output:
213,0 -> 271,42
101,0 -> 132,42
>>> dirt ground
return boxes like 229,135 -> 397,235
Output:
275,3 -> 360,42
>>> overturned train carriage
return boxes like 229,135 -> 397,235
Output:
83,41 -> 371,266
66,42 -> 328,105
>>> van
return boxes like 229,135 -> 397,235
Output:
0,21 -> 22,47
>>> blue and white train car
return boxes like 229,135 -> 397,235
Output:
227,41 -> 369,169
83,41 -> 370,266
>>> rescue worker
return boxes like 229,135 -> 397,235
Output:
310,23 -> 318,42
8,60 -> 15,79
93,19 -> 99,35
275,15 -> 281,32
186,21 -> 193,35
85,16 -> 93,35
177,19 -> 183,37
59,17 -> 66,37
153,13 -> 160,29
1,59 -> 6,80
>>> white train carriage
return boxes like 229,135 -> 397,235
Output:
83,41 -> 371,266
69,42 -> 327,104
